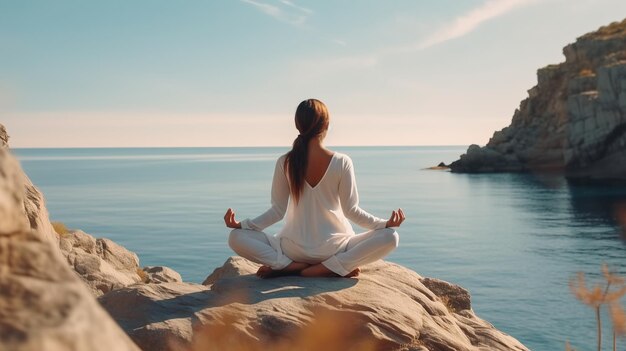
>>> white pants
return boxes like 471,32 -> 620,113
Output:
228,227 -> 399,276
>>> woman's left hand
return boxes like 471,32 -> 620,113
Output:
386,208 -> 405,228
224,208 -> 242,229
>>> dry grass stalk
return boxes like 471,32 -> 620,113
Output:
594,20 -> 626,38
613,203 -> 626,240
439,295 -> 456,313
51,221 -> 69,237
566,340 -> 578,351
171,306 -> 380,351
568,263 -> 626,351
136,268 -> 149,283
579,68 -> 594,77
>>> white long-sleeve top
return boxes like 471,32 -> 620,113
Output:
241,152 -> 387,258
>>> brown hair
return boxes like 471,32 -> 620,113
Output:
284,99 -> 330,205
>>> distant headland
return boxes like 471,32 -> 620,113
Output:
446,18 -> 626,182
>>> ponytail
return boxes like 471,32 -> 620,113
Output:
284,99 -> 330,205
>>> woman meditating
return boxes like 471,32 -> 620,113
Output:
224,99 -> 404,278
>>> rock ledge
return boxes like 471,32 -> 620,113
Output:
100,256 -> 529,351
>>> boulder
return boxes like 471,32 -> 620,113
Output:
58,229 -> 183,296
0,148 -> 140,351
448,18 -> 626,181
58,230 -> 143,296
100,256 -> 529,351
142,266 -> 183,284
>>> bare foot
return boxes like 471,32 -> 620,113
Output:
256,265 -> 273,278
300,264 -> 360,278
256,262 -> 311,279
345,267 -> 360,278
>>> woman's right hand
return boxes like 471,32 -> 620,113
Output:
224,208 -> 242,229
386,208 -> 405,228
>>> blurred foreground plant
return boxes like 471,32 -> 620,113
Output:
567,264 -> 626,351
169,306 -> 385,351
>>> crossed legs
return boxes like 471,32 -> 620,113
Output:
302,227 -> 399,277
228,229 -> 304,277
228,227 -> 399,278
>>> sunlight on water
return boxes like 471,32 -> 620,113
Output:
14,146 -> 626,351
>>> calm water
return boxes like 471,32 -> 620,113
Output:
14,146 -> 626,351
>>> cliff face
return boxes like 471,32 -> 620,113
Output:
450,18 -> 626,180
0,148 -> 141,351
0,123 -> 58,244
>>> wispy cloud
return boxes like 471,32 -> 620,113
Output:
279,0 -> 312,14
241,0 -> 312,27
295,0 -> 540,76
417,0 -> 539,49
332,39 -> 347,46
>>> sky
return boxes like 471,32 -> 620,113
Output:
1,0 -> 626,147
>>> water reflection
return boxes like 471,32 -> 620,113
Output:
459,172 -> 626,242
449,171 -> 626,350
566,181 -> 626,240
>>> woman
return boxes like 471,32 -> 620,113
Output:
224,99 -> 405,278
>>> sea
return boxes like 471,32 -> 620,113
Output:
13,146 -> 626,351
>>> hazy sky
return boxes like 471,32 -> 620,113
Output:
2,0 -> 625,147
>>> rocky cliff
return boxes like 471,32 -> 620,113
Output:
0,148 -> 141,351
449,18 -> 626,180
1,124 -> 58,244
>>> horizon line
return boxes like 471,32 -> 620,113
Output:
10,144 -> 471,150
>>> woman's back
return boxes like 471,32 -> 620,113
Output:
262,151 -> 385,261
304,148 -> 335,188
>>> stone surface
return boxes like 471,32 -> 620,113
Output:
100,256 -> 529,351
0,124 -> 8,147
0,123 -> 58,244
0,148 -> 29,234
143,265 -> 183,284
449,18 -> 626,181
58,229 -> 183,296
0,148 -> 140,351
59,229 -> 143,297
